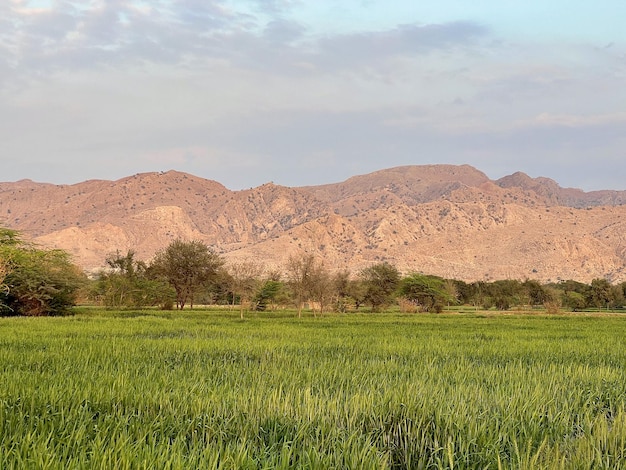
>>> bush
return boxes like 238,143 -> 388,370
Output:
0,229 -> 85,316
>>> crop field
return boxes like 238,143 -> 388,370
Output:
1,309 -> 626,469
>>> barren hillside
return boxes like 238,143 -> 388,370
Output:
1,166 -> 626,282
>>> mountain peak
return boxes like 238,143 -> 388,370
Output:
2,164 -> 626,282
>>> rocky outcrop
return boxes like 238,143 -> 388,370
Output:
1,165 -> 625,282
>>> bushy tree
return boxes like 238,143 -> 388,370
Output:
254,279 -> 286,311
522,279 -> 548,307
0,229 -> 84,316
95,250 -> 174,309
589,278 -> 613,309
486,279 -> 524,310
561,291 -> 586,311
360,262 -> 400,312
150,239 -> 224,309
398,273 -> 451,313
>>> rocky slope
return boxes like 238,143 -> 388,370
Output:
1,165 -> 626,283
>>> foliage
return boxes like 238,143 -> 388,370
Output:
398,273 -> 451,313
522,279 -> 548,306
285,253 -> 318,317
226,261 -> 264,318
589,278 -> 613,309
254,279 -> 287,311
0,229 -> 84,316
308,260 -> 334,316
2,311 -> 626,467
360,262 -> 400,312
150,239 -> 224,309
94,250 -> 174,309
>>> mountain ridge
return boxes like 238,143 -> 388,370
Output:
2,165 -> 626,283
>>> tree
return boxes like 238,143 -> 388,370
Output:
398,273 -> 451,313
542,286 -> 563,314
589,278 -> 613,310
150,240 -> 224,310
227,261 -> 264,319
0,229 -> 85,316
95,250 -> 173,309
309,261 -> 334,316
466,281 -> 489,311
286,253 -> 317,317
522,279 -> 548,307
487,279 -> 523,310
332,270 -> 355,313
360,262 -> 400,312
0,229 -> 18,304
562,291 -> 586,312
255,279 -> 285,311
0,253 -> 10,298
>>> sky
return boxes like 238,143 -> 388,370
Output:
1,0 -> 625,191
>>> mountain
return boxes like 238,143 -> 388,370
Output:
2,166 -> 626,283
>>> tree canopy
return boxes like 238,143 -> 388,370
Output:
94,250 -> 174,309
150,239 -> 225,309
360,262 -> 400,312
0,228 -> 84,316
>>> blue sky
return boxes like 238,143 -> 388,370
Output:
1,1 -> 625,190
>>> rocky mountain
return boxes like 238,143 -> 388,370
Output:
2,165 -> 626,283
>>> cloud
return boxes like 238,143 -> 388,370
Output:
1,1 -> 624,193
263,18 -> 305,43
1,1 -> 489,83
531,112 -> 626,128
313,21 -> 489,72
250,0 -> 301,15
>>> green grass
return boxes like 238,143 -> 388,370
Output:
1,309 -> 626,468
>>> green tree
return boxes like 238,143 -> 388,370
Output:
360,262 -> 400,312
398,273 -> 450,313
562,291 -> 586,312
466,281 -> 489,310
150,240 -> 224,310
96,250 -> 173,309
487,279 -> 523,310
0,229 -> 84,316
554,280 -> 591,310
589,278 -> 612,309
542,286 -> 563,314
254,279 -> 286,311
0,253 -> 10,299
522,279 -> 548,307
332,270 -> 356,313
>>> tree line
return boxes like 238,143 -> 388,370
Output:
90,239 -> 626,316
2,231 -> 626,316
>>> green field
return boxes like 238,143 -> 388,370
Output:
1,310 -> 626,469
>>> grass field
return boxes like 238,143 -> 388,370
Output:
1,309 -> 626,469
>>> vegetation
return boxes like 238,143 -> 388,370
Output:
4,226 -> 626,466
226,261 -> 263,319
0,229 -> 84,316
360,262 -> 400,312
150,240 -> 225,309
398,273 -> 451,313
94,250 -> 174,309
1,310 -> 626,468
90,243 -> 626,315
3,224 -> 625,316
